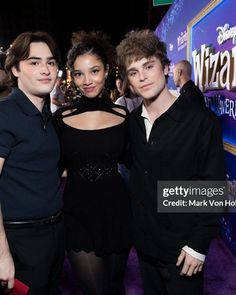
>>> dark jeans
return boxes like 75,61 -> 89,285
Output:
138,251 -> 203,295
5,219 -> 65,295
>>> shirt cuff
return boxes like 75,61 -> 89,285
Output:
182,245 -> 206,262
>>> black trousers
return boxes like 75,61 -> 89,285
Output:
138,252 -> 203,295
5,219 -> 65,295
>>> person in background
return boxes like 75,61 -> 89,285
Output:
50,70 -> 66,113
173,59 -> 205,105
116,29 -> 225,295
0,52 -> 12,99
115,76 -> 143,112
115,76 -> 123,95
53,31 -> 131,295
115,75 -> 142,184
0,31 -> 65,295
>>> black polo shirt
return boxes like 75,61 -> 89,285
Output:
0,88 -> 63,220
129,94 -> 226,262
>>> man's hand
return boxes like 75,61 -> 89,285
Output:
0,247 -> 15,289
176,249 -> 203,276
0,161 -> 15,289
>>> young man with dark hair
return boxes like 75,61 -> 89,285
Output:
0,31 -> 65,295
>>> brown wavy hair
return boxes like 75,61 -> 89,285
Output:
5,31 -> 60,87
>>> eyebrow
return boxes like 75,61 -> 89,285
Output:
127,59 -> 156,73
144,59 -> 156,66
89,65 -> 101,70
26,56 -> 56,61
73,65 -> 101,72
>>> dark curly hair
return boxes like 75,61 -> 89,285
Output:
67,30 -> 116,99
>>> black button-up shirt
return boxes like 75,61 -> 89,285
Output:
129,94 -> 225,262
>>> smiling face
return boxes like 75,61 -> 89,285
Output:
126,56 -> 168,102
12,42 -> 58,100
72,53 -> 108,98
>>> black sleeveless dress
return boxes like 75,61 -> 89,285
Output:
53,96 -> 132,256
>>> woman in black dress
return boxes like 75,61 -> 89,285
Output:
53,31 -> 131,295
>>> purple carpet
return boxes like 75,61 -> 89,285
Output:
59,248 -> 143,295
204,238 -> 236,295
59,238 -> 235,294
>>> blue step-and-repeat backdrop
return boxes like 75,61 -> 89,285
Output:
156,0 -> 236,255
